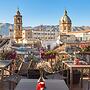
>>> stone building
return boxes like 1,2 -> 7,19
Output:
14,9 -> 22,43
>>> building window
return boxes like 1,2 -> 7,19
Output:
17,18 -> 20,23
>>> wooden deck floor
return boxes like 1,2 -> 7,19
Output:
0,74 -> 89,90
0,79 -> 89,90
0,80 -> 89,90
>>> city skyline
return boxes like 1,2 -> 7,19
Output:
0,0 -> 90,27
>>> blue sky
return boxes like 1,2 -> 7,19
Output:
0,0 -> 90,27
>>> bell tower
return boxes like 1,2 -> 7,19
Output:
14,8 -> 22,43
59,10 -> 72,34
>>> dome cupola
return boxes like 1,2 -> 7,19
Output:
61,10 -> 71,24
59,10 -> 72,33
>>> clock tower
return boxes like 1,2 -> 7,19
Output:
14,8 -> 22,43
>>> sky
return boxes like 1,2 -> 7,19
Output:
0,0 -> 90,27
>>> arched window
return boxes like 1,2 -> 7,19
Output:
17,18 -> 20,23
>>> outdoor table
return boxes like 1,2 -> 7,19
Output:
62,61 -> 90,90
0,60 -> 12,81
15,79 -> 69,90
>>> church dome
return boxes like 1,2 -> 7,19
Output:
61,10 -> 71,23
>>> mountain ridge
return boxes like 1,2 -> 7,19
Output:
0,23 -> 90,36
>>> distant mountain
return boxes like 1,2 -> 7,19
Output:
31,25 -> 90,32
0,23 -> 90,36
23,26 -> 32,30
0,23 -> 14,36
72,26 -> 90,31
32,25 -> 59,31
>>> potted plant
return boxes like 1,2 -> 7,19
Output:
45,50 -> 57,59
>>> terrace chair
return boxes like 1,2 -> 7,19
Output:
4,61 -> 30,90
18,61 -> 31,77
